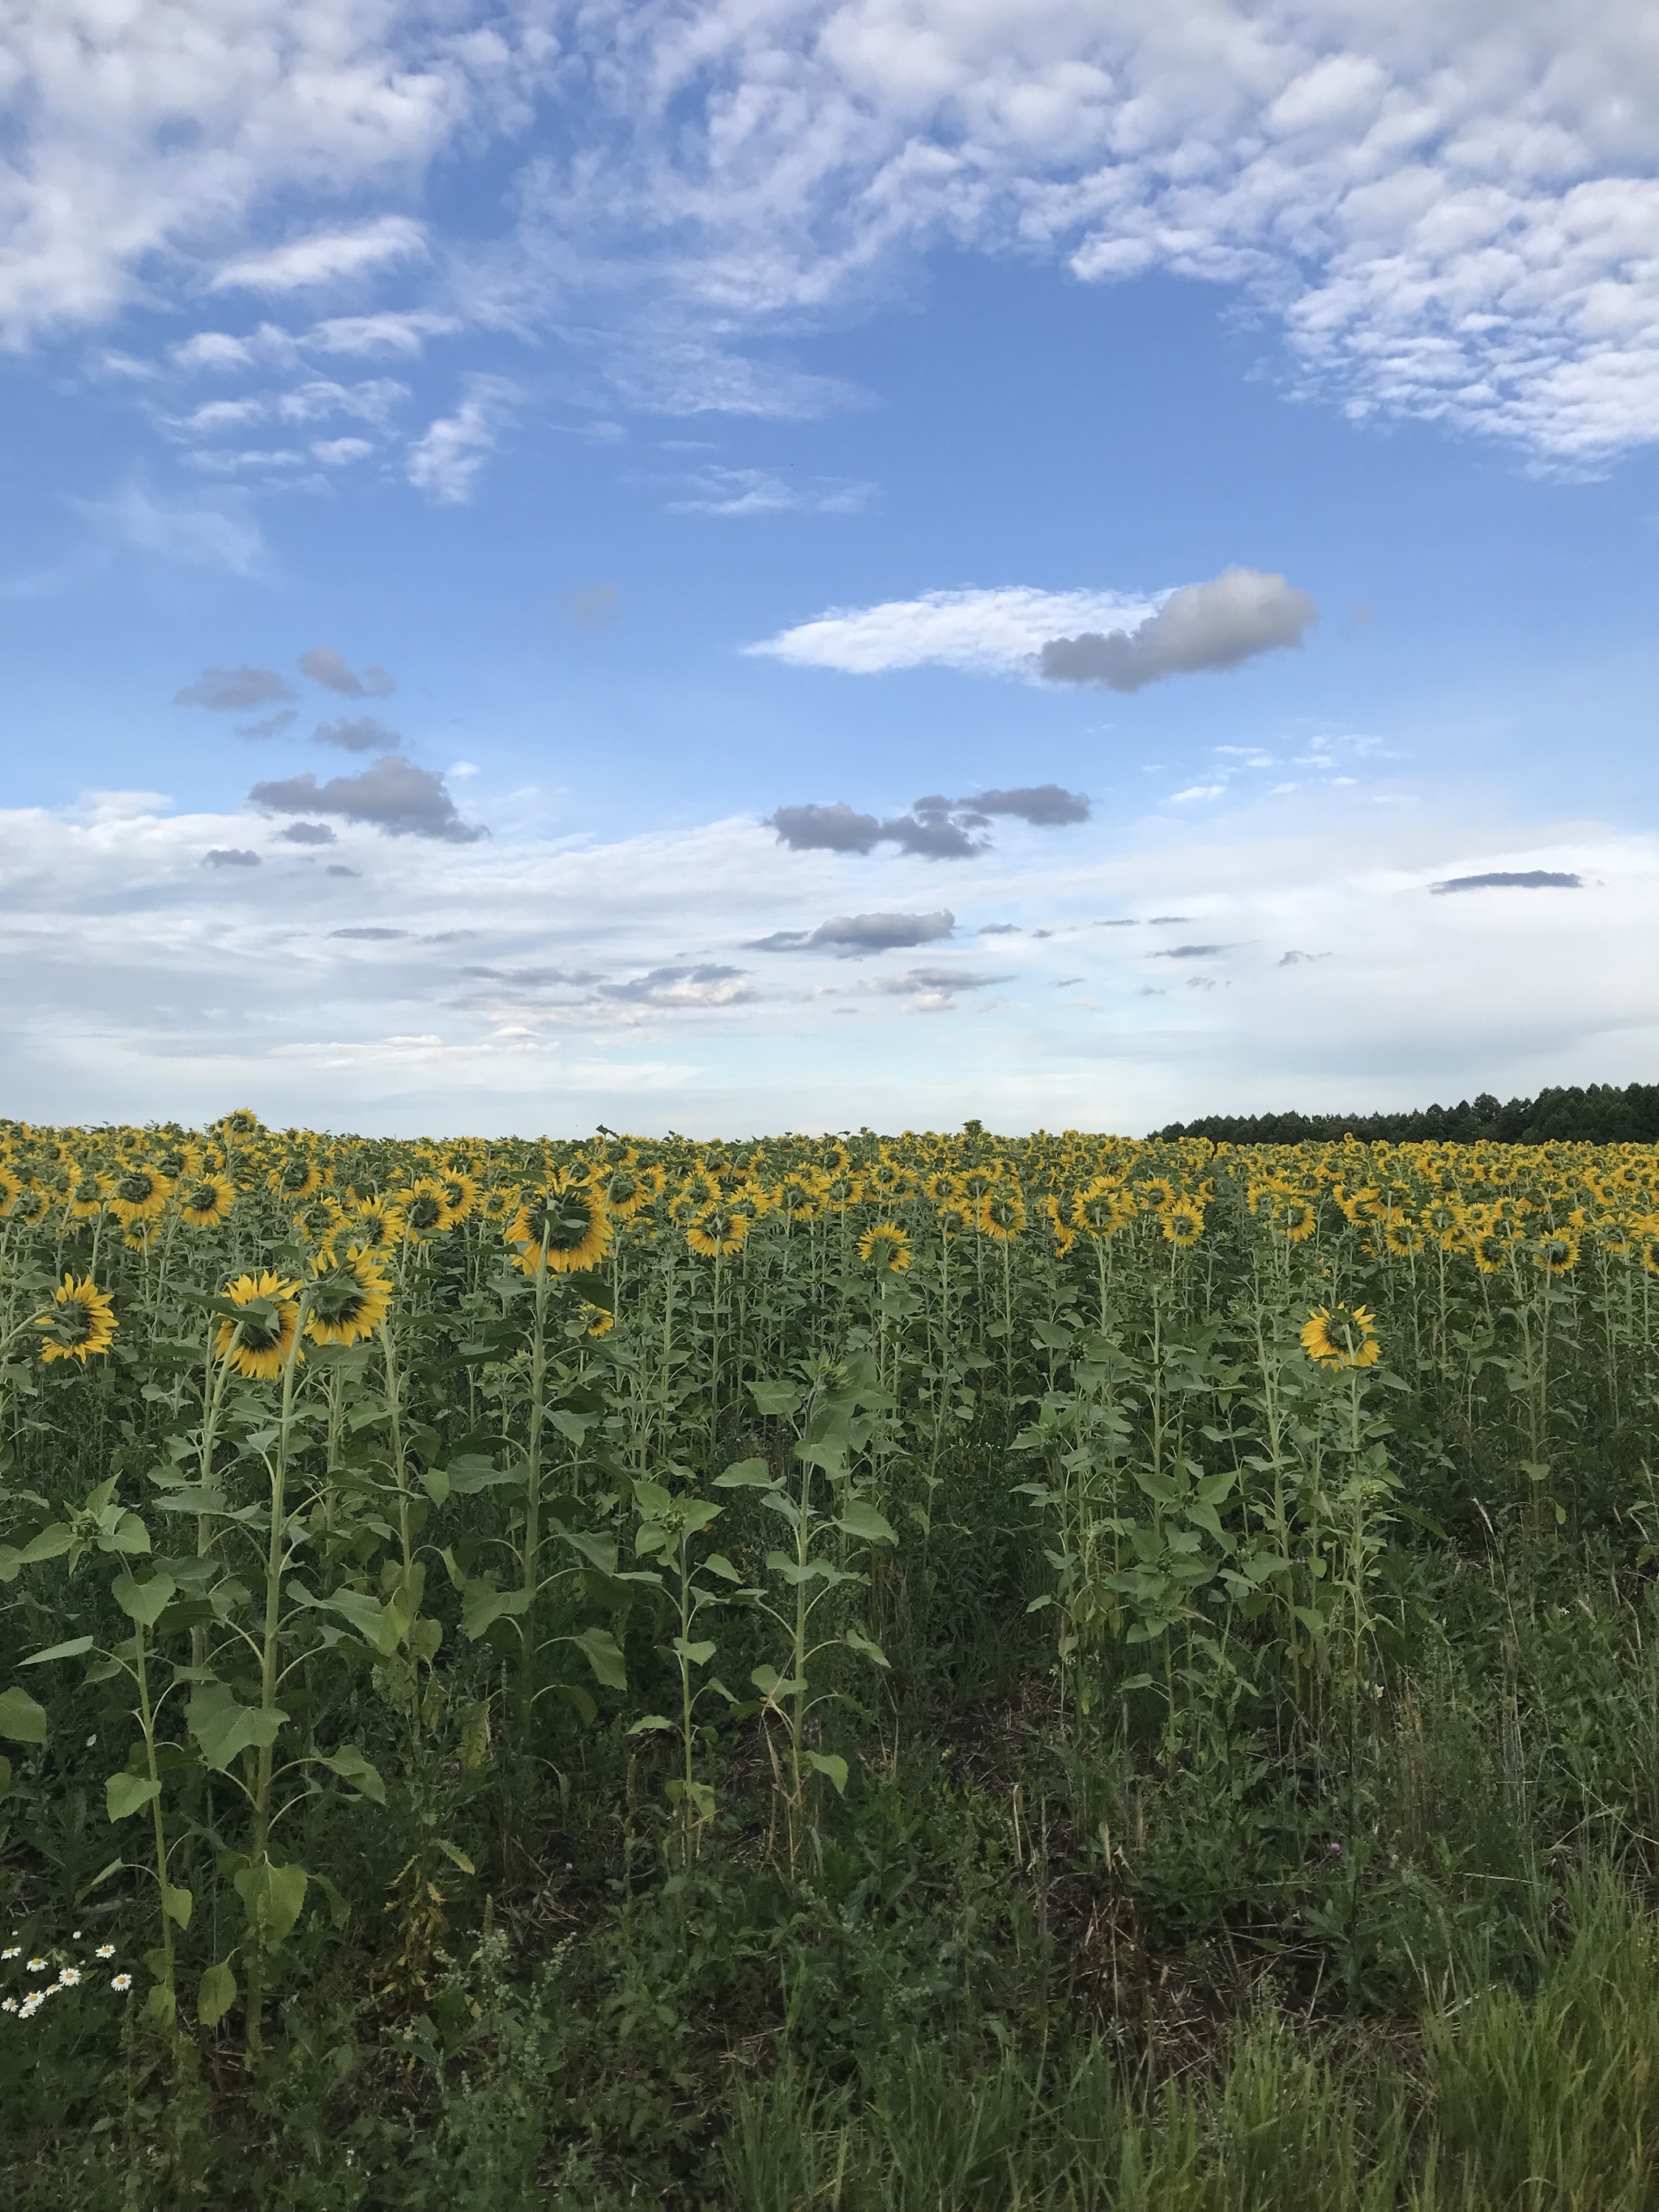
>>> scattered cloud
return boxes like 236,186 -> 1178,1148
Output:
748,586 -> 1153,676
249,754 -> 484,842
1431,870 -> 1584,893
306,311 -> 459,357
1151,944 -> 1231,959
315,715 -> 399,753
407,375 -> 518,505
237,710 -> 297,741
768,802 -> 883,855
603,964 -> 753,1006
203,847 -> 259,867
300,647 -> 394,699
968,785 -> 1090,826
211,217 -> 427,295
331,927 -> 407,940
1040,569 -> 1317,692
561,585 -> 624,629
754,910 -> 956,956
276,379 -> 407,427
1279,949 -> 1333,965
664,466 -> 873,517
312,437 -> 374,467
85,486 -> 262,573
326,864 -> 360,878
174,663 -> 293,711
279,822 -> 335,845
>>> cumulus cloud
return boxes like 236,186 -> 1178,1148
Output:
300,647 -> 394,699
768,802 -> 884,855
278,821 -> 335,844
407,376 -> 518,505
174,663 -> 293,711
249,754 -> 484,842
1039,570 -> 1318,692
753,910 -> 956,955
768,788 -> 1086,859
203,847 -> 259,867
1431,870 -> 1584,893
315,714 -> 399,753
211,217 -> 427,295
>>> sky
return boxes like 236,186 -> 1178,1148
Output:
4,0 -> 1659,1139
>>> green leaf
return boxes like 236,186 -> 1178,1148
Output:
836,1500 -> 897,1545
0,1686 -> 48,1742
234,1857 -> 309,1946
313,1872 -> 352,1929
747,1382 -> 802,1418
628,1714 -> 675,1736
843,1627 -> 890,1669
672,1636 -> 716,1666
548,1409 -> 590,1446
459,1581 -> 531,1640
106,1771 -> 162,1822
713,1457 -> 775,1490
808,1751 -> 849,1795
142,1984 -> 177,2027
102,1512 -> 151,1556
573,1625 -> 627,1691
0,1755 -> 11,1801
20,1636 -> 94,1667
163,1883 -> 193,1930
437,1840 -> 475,1875
113,1571 -> 177,1627
318,1745 -> 386,1805
188,1683 -> 287,1772
197,1963 -> 237,2030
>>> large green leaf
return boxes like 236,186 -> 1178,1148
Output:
20,1636 -> 94,1666
105,1771 -> 161,1822
0,1686 -> 47,1743
234,1856 -> 309,1946
188,1682 -> 287,1771
197,1962 -> 237,2030
318,1744 -> 386,1805
113,1571 -> 177,1626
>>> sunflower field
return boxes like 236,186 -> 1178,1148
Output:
9,1110 -> 1659,2208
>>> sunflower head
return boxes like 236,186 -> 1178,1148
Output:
1531,1229 -> 1580,1276
36,1276 -> 117,1364
979,1187 -> 1027,1241
1300,1303 -> 1380,1370
178,1174 -> 235,1229
348,1197 -> 406,1254
398,1177 -> 456,1242
508,1182 -> 612,1275
269,1155 -> 322,1204
215,1272 -> 303,1381
305,1252 -> 393,1348
437,1171 -> 479,1224
685,1200 -> 749,1259
1161,1196 -> 1205,1249
858,1221 -> 911,1272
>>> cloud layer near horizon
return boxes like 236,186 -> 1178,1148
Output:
3,782 -> 1657,1136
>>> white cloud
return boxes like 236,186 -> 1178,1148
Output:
664,466 -> 874,517
305,310 -> 461,356
407,375 -> 519,504
747,586 -> 1157,675
0,5 -> 1656,465
211,216 -> 428,295
76,484 -> 264,573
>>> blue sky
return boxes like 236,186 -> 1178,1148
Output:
5,1 -> 1659,1136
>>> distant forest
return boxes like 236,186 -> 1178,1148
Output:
1156,1082 -> 1659,1146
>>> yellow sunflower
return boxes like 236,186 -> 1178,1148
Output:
177,1174 -> 235,1230
215,1272 -> 304,1381
1301,1303 -> 1380,1370
1383,1218 -> 1425,1258
292,1195 -> 347,1255
348,1196 -> 406,1255
0,1164 -> 23,1215
1530,1229 -> 1580,1276
35,1275 -> 117,1364
1072,1181 -> 1137,1239
508,1182 -> 612,1275
305,1251 -> 393,1348
979,1187 -> 1027,1241
1469,1226 -> 1518,1276
686,1200 -> 749,1259
858,1221 -> 911,1272
1161,1196 -> 1206,1249
397,1177 -> 456,1242
1272,1192 -> 1319,1243
437,1170 -> 480,1225
268,1154 -> 322,1204
578,1300 -> 616,1338
65,1166 -> 111,1221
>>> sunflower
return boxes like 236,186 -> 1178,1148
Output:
934,1201 -> 973,1241
305,1251 -> 393,1347
1273,1192 -> 1319,1243
268,1155 -> 322,1204
1469,1227 -> 1518,1276
1072,1182 -> 1136,1239
177,1174 -> 235,1230
478,1183 -> 520,1228
686,1200 -> 749,1259
215,1108 -> 263,1140
35,1275 -> 117,1364
508,1183 -> 612,1275
578,1301 -> 616,1339
292,1195 -> 347,1256
1636,1228 -> 1659,1279
1301,1302 -> 1380,1370
858,1221 -> 911,1272
595,1163 -> 646,1220
1383,1218 -> 1425,1258
776,1170 -> 825,1224
1530,1229 -> 1580,1276
349,1196 -> 406,1255
0,1165 -> 23,1215
1160,1196 -> 1206,1249
215,1273 -> 303,1381
1420,1199 -> 1463,1251
437,1171 -> 480,1225
979,1187 -> 1027,1241
398,1177 -> 456,1242
65,1166 -> 110,1221
1137,1175 -> 1178,1215
7,1185 -> 50,1229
